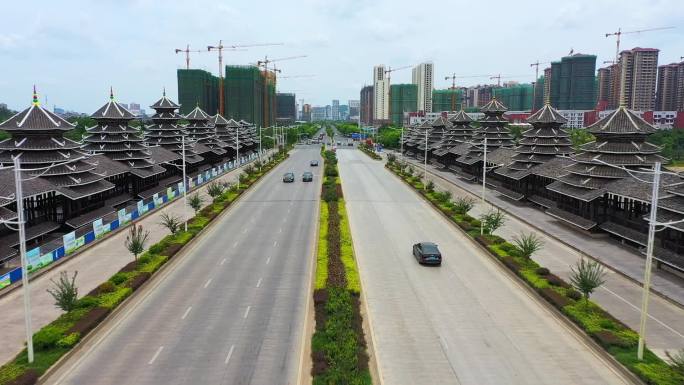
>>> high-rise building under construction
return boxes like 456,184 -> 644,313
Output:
543,54 -> 597,110
177,69 -> 220,115
389,84 -> 417,125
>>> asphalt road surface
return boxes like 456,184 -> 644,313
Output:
47,146 -> 321,385
337,148 -> 632,385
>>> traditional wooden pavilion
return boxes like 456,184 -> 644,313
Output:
432,110 -> 476,169
546,106 -> 666,232
422,116 -> 449,166
83,90 -> 165,199
185,106 -> 227,166
492,103 -> 574,201
453,98 -> 515,181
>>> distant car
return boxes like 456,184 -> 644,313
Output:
310,160 -> 319,166
283,172 -> 295,183
347,142 -> 353,146
302,171 -> 313,182
337,141 -> 341,145
412,242 -> 442,265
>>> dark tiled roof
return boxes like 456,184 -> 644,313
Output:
148,145 -> 182,164
526,104 -> 567,125
530,157 -> 574,179
91,100 -> 136,120
185,106 -> 210,121
480,97 -> 508,113
150,93 -> 180,109
586,106 -> 657,135
0,103 -> 74,132
208,114 -> 230,126
449,110 -> 473,124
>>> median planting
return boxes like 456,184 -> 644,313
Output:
0,151 -> 290,385
386,158 -> 684,385
311,150 -> 371,384
358,143 -> 381,161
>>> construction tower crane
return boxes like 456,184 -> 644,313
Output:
529,61 -> 551,110
279,74 -> 316,79
175,45 -> 203,70
256,55 -> 307,71
605,26 -> 674,63
489,74 -> 528,87
207,41 -> 284,115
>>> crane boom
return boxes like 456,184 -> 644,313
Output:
605,26 -> 674,63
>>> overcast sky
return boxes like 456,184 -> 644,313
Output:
2,0 -> 682,113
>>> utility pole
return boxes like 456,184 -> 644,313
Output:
13,156 -> 33,363
480,138 -> 488,235
181,135 -> 188,232
207,40 -> 225,115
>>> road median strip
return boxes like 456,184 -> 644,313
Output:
358,144 -> 382,161
310,149 -> 372,384
386,159 -> 684,385
0,151 -> 291,385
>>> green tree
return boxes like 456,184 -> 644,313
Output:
159,212 -> 182,234
512,232 -> 544,258
46,271 -> 78,312
480,209 -> 507,235
569,258 -> 606,303
125,225 -> 150,261
188,193 -> 203,214
453,196 -> 475,214
569,128 -> 595,151
206,181 -> 226,202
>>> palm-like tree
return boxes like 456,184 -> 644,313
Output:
569,258 -> 606,303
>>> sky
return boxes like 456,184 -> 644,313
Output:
1,0 -> 683,113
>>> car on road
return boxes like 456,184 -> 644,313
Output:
337,141 -> 341,145
310,160 -> 319,166
412,242 -> 442,265
302,171 -> 313,182
283,172 -> 295,183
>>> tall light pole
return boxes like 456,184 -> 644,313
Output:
638,161 -> 661,360
13,156 -> 33,363
481,138 -> 488,235
235,125 -> 240,189
423,128 -> 428,190
181,136 -> 188,232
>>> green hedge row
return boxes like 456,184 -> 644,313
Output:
312,150 -> 371,385
386,161 -> 684,385
358,144 -> 381,161
0,152 -> 290,385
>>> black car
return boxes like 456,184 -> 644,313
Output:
412,242 -> 442,265
302,171 -> 313,182
283,172 -> 295,183
310,160 -> 319,166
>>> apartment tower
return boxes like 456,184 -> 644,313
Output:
412,62 -> 434,113
618,47 -> 659,111
373,65 -> 389,123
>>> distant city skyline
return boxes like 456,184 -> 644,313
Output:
1,0 -> 682,113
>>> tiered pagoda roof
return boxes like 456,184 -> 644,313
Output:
414,120 -> 434,157
144,91 -> 203,164
0,88 -> 114,199
547,106 -> 666,202
434,110 -> 476,157
496,103 -> 573,180
457,98 -> 515,165
237,120 -> 254,151
83,90 -> 164,179
184,106 -> 227,156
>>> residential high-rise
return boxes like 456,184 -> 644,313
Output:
533,76 -> 545,111
348,100 -> 360,120
493,84 -> 533,111
432,89 -> 463,112
325,105 -> 332,120
618,47 -> 659,111
177,69 -> 220,115
311,106 -> 326,121
223,65 -> 276,128
546,54 -> 596,110
389,84 -> 418,125
678,61 -> 684,111
276,93 -> 296,124
360,86 -> 374,125
542,67 -> 553,104
373,65 -> 389,123
597,67 -> 612,109
656,63 -> 680,111
332,99 -> 340,120
339,105 -> 349,121
412,62 -> 434,113
302,103 -> 311,121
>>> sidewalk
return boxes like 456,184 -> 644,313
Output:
0,152 -> 273,365
397,153 -> 684,356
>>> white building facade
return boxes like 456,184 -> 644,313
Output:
412,62 -> 434,113
373,65 -> 389,122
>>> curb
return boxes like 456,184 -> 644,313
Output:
38,154 -> 288,384
0,155 -> 269,300
400,158 -> 684,312
388,167 -> 644,385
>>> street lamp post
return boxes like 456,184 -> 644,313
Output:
481,138 -> 488,235
236,125 -> 240,189
638,161 -> 661,360
13,156 -> 33,363
423,128 -> 428,190
181,136 -> 188,232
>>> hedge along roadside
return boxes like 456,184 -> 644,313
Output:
311,149 -> 371,385
358,144 -> 382,161
385,159 -> 684,385
0,151 -> 291,385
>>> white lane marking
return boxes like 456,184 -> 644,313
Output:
204,278 -> 212,288
220,258 -> 226,265
233,241 -> 238,248
266,256 -> 271,265
278,228 -> 282,233
225,345 -> 235,365
601,286 -> 684,339
148,346 -> 164,365
242,228 -> 247,234
181,306 -> 192,320
273,241 -> 278,247
243,306 -> 251,319
256,278 -> 262,288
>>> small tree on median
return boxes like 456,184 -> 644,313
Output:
46,271 -> 78,312
512,232 -> 544,259
188,193 -> 203,214
206,181 -> 226,202
569,258 -> 606,304
453,196 -> 475,214
125,225 -> 149,262
480,209 -> 507,235
159,212 -> 182,234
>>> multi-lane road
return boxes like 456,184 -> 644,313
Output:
336,148 -> 632,385
46,146 -> 322,385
